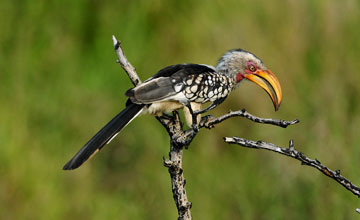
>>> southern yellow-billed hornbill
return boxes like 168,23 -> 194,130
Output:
63,49 -> 282,170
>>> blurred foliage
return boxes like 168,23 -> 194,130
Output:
1,0 -> 360,219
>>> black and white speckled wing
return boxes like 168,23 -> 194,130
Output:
181,72 -> 234,103
125,64 -> 216,104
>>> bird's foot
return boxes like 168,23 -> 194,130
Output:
200,115 -> 215,128
183,126 -> 199,148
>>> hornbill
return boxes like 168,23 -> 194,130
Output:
63,49 -> 282,170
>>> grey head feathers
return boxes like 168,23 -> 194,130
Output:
215,49 -> 266,76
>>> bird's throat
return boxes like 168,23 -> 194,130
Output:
236,73 -> 244,82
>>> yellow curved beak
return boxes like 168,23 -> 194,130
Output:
244,70 -> 282,111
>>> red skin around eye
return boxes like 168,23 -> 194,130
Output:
245,61 -> 258,74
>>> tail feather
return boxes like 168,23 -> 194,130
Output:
63,103 -> 145,170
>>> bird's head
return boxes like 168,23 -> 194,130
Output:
216,49 -> 282,111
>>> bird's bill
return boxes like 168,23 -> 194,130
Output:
245,70 -> 282,111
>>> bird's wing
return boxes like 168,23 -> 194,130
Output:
151,63 -> 215,79
126,64 -> 215,104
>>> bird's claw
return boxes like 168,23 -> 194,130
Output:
201,115 -> 214,122
200,115 -> 215,128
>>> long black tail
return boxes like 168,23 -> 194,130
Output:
63,103 -> 145,170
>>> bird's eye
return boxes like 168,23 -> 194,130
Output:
249,65 -> 256,72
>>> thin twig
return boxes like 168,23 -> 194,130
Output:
112,36 -> 141,86
199,108 -> 299,129
224,137 -> 360,198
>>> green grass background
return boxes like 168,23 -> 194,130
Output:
1,0 -> 360,219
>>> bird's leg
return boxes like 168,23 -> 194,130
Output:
194,97 -> 227,115
194,103 -> 217,115
172,110 -> 184,130
159,112 -> 175,121
184,102 -> 199,131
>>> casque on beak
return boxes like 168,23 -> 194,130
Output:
244,70 -> 282,111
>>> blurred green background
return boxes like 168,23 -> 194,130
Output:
1,0 -> 360,219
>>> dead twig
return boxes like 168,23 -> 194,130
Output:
224,137 -> 360,199
199,108 -> 299,129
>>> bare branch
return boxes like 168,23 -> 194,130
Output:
200,108 -> 299,129
224,137 -> 360,198
112,36 -> 141,86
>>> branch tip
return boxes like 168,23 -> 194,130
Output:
112,35 -> 117,44
112,35 -> 121,50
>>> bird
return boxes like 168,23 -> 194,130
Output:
63,49 -> 282,170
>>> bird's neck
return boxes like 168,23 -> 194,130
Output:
215,69 -> 238,91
